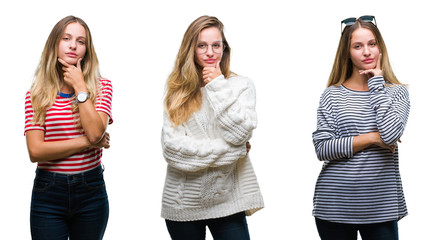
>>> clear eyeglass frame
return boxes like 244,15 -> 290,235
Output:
196,41 -> 225,54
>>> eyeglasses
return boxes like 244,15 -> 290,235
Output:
341,15 -> 377,34
196,41 -> 225,54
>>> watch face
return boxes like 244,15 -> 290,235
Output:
77,92 -> 88,102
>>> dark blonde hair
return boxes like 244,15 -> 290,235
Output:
164,15 -> 232,126
327,20 -> 401,87
31,15 -> 101,126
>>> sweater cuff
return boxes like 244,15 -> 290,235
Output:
205,75 -> 225,91
368,76 -> 385,91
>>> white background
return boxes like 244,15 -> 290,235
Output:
1,0 -> 432,239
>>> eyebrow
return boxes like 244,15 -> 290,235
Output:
351,39 -> 376,45
63,33 -> 87,40
197,40 -> 223,43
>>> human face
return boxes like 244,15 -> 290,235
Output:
349,27 -> 380,71
195,27 -> 223,68
57,22 -> 87,65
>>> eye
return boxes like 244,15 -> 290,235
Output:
78,40 -> 86,45
369,42 -> 377,47
63,37 -> 69,41
197,43 -> 206,49
212,43 -> 221,49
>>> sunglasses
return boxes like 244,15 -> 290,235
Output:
341,15 -> 377,34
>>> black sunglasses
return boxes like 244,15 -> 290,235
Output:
341,15 -> 377,34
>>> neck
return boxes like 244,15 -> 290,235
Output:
344,68 -> 369,91
60,82 -> 75,94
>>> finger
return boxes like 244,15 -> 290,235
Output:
376,53 -> 382,70
58,58 -> 71,67
359,69 -> 372,75
77,58 -> 82,71
215,60 -> 221,70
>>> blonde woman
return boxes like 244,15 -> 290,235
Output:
25,16 -> 113,240
161,16 -> 264,240
312,16 -> 410,239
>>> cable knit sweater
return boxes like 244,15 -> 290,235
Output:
161,74 -> 264,221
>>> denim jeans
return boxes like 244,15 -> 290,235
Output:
315,218 -> 399,240
165,212 -> 250,240
30,165 -> 109,240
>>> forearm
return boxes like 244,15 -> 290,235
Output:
162,136 -> 246,172
26,133 -> 91,163
368,76 -> 410,145
352,132 -> 377,154
205,76 -> 257,145
77,101 -> 107,144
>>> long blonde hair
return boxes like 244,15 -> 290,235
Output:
164,15 -> 232,126
30,15 -> 101,126
328,20 -> 401,87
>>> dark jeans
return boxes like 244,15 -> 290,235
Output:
30,165 -> 109,240
166,212 -> 250,240
315,218 -> 398,240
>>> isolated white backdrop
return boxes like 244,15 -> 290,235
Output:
0,0 -> 432,239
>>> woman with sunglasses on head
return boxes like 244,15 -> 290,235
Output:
312,16 -> 410,240
161,15 -> 264,240
25,16 -> 113,240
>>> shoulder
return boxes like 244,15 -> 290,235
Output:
321,85 -> 342,99
98,78 -> 113,95
225,74 -> 255,93
228,74 -> 253,85
98,77 -> 112,87
386,84 -> 409,100
317,85 -> 343,108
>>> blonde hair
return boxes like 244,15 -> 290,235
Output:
327,20 -> 401,87
30,15 -> 101,127
164,15 -> 232,126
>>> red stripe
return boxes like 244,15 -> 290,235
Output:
39,161 -> 101,172
24,78 -> 112,173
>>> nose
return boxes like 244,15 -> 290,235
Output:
205,45 -> 214,56
69,40 -> 77,50
363,45 -> 371,56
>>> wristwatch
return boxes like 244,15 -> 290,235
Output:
76,92 -> 89,103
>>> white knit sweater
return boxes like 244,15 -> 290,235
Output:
161,74 -> 264,221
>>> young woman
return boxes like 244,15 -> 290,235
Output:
312,16 -> 410,240
25,16 -> 113,240
161,16 -> 264,240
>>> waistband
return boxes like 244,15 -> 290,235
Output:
35,164 -> 104,182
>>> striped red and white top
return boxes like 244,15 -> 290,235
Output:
24,78 -> 113,174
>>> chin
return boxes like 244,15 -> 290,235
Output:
61,57 -> 78,65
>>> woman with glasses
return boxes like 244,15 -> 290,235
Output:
312,16 -> 409,240
161,15 -> 264,240
25,16 -> 113,239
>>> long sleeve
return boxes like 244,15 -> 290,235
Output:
312,89 -> 353,161
161,112 -> 247,172
205,75 -> 257,145
368,76 -> 410,145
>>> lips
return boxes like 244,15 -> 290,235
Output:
66,52 -> 77,58
363,58 -> 374,63
205,59 -> 216,64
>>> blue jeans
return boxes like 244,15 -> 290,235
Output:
30,165 -> 109,240
315,218 -> 399,240
165,212 -> 250,240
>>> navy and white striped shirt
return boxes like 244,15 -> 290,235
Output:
312,76 -> 410,224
